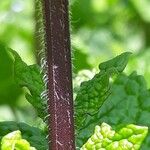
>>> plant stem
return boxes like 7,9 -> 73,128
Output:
42,0 -> 75,149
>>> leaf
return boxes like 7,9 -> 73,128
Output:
75,52 -> 131,146
0,121 -> 48,150
1,130 -> 37,150
81,122 -> 148,150
0,42 -> 22,107
9,49 -> 47,120
99,72 -> 150,150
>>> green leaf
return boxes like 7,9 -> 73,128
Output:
9,49 -> 47,120
81,123 -> 148,150
0,42 -> 22,107
0,121 -> 48,150
1,130 -> 37,150
98,72 -> 150,150
75,52 -> 131,139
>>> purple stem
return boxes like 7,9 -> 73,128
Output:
42,0 -> 75,149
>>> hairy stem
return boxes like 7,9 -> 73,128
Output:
42,0 -> 75,149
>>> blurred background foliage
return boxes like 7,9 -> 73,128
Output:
0,0 -> 150,125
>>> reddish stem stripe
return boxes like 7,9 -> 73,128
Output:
43,0 -> 75,149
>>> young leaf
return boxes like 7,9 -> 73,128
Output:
81,123 -> 148,150
1,130 -> 36,150
0,121 -> 48,150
